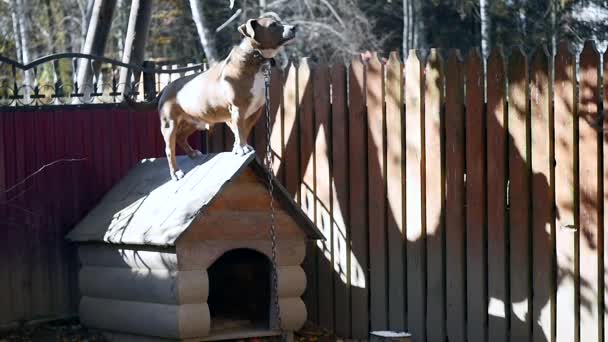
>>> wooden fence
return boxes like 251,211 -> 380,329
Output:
1,41 -> 608,342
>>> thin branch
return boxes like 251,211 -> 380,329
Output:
0,158 -> 87,195
216,8 -> 242,32
318,0 -> 344,27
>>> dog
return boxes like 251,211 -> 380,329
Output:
155,17 -> 297,180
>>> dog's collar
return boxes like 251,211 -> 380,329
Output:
252,50 -> 276,67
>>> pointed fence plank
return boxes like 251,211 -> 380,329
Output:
508,48 -> 531,342
604,48 -> 608,342
554,43 -> 577,342
466,49 -> 487,342
330,63 -> 351,338
298,58 -> 318,324
577,41 -> 601,342
313,63 -> 334,332
366,52 -> 388,331
445,49 -> 466,342
270,67 -> 284,181
424,48 -> 445,342
385,51 -> 406,332
486,47 -> 508,342
348,55 -> 369,339
530,48 -> 553,342
282,63 -> 300,200
405,50 -> 425,342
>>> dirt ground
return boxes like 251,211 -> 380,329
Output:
0,319 -> 337,342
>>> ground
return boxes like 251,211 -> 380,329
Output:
0,319 -> 336,342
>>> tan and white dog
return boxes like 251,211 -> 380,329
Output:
157,17 -> 296,180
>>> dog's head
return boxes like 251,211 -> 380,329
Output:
238,17 -> 297,58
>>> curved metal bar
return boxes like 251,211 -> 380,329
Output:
0,53 -> 205,74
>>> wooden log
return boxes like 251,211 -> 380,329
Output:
79,245 -> 178,270
79,266 -> 208,304
79,297 -> 210,338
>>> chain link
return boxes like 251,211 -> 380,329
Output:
263,63 -> 285,341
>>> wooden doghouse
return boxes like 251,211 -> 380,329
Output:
66,152 -> 323,341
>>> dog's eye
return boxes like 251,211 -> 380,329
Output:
270,22 -> 277,28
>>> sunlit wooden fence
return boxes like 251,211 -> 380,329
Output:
1,41 -> 608,341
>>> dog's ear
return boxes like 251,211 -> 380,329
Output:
238,19 -> 258,40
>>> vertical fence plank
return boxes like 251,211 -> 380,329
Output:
554,42 -> 577,342
313,63 -> 334,332
330,62 -> 351,338
385,51 -> 406,332
298,58 -> 318,324
13,108 -> 31,319
445,49 -> 466,342
283,63 -> 300,200
405,50 -> 425,342
508,47 -> 531,342
0,111 -> 9,324
367,52 -> 388,331
530,48 -> 553,342
578,41 -> 601,342
424,48 -> 445,342
604,47 -> 608,342
486,47 -> 508,342
348,54 -> 369,339
466,49 -> 487,342
3,111 -> 22,321
270,67 -> 284,180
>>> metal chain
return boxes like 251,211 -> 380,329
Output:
263,63 -> 284,340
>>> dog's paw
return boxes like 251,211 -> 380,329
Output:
171,169 -> 185,181
188,149 -> 203,159
232,144 -> 254,156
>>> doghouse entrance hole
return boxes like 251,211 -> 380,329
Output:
208,248 -> 271,333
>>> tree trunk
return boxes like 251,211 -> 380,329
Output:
75,0 -> 117,101
118,0 -> 153,97
188,0 -> 219,64
410,0 -> 425,50
402,0 -> 411,55
12,0 -> 32,93
480,0 -> 490,60
9,0 -> 22,63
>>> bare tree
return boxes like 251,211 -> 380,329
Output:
480,0 -> 489,60
254,0 -> 384,63
117,0 -> 152,96
75,0 -> 116,99
188,0 -> 219,64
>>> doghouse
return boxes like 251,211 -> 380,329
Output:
66,152 -> 323,341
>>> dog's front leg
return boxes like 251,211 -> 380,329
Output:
230,106 -> 254,156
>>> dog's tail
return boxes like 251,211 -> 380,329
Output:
122,88 -> 165,111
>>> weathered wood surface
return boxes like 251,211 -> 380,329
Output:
2,47 -> 608,342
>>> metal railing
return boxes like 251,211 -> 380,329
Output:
0,53 -> 207,107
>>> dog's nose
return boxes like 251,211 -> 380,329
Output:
291,25 -> 298,32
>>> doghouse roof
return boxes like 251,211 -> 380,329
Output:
66,152 -> 323,246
